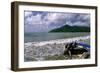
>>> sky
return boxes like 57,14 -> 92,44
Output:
24,11 -> 90,32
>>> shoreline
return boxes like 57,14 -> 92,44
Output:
24,35 -> 90,61
25,35 -> 90,47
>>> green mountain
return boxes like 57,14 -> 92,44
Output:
49,25 -> 90,32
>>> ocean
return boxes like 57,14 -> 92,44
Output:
24,32 -> 90,43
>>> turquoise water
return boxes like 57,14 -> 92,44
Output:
24,32 -> 90,43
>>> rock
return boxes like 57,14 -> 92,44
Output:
24,36 -> 90,61
24,43 -> 66,61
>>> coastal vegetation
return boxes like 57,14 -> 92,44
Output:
50,25 -> 90,32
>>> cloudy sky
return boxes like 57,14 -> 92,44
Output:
24,11 -> 90,32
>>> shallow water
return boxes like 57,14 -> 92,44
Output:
24,32 -> 90,43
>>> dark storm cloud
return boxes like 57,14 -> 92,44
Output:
24,11 -> 90,32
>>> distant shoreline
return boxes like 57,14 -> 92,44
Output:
25,35 -> 90,47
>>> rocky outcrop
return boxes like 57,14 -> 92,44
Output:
24,43 -> 65,61
24,36 -> 90,61
24,43 -> 90,61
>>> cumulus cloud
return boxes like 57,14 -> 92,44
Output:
24,11 -> 33,17
24,11 -> 90,32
